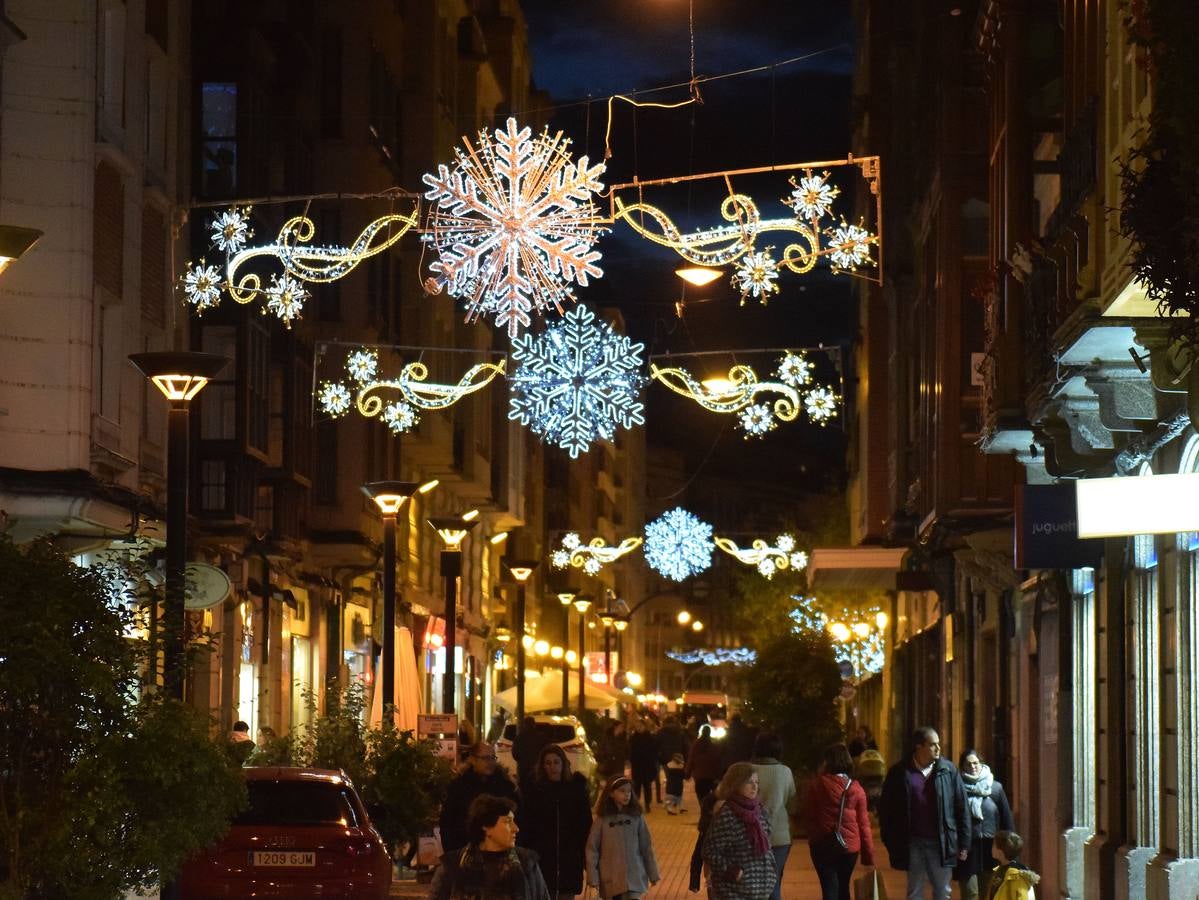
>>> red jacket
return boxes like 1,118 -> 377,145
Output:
806,774 -> 875,865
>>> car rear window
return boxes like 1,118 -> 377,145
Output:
234,781 -> 360,827
537,724 -> 577,742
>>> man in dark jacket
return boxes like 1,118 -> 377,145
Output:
878,726 -> 969,900
438,741 -> 520,853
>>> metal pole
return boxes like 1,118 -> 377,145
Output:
381,513 -> 396,720
442,550 -> 461,714
562,606 -> 570,712
578,612 -> 586,719
604,627 -> 611,687
164,402 -> 189,700
516,583 -> 527,724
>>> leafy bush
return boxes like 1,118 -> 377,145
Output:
0,535 -> 244,899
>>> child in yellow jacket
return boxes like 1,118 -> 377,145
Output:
984,831 -> 1040,900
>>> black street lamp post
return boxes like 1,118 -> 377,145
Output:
428,516 -> 477,714
361,481 -> 419,719
573,595 -> 592,717
129,350 -> 228,699
504,560 -> 539,724
557,591 -> 576,711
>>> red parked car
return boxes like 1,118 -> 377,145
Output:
179,767 -> 392,899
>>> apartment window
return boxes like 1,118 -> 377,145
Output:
144,54 -> 168,172
93,161 -> 124,297
200,326 -> 236,440
247,325 -> 269,452
98,1 -> 127,132
1131,462 -> 1160,852
145,0 -> 168,49
97,302 -> 124,422
200,460 -> 227,511
314,420 -> 338,505
200,82 -> 237,198
140,204 -> 166,326
1071,567 -> 1097,833
254,485 -> 274,533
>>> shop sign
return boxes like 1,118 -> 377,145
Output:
1015,484 -> 1103,569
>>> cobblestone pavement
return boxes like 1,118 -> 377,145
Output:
393,803 -> 913,898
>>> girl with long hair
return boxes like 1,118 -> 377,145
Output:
585,775 -> 660,899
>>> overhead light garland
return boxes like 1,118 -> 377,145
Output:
317,347 -> 506,433
644,507 -> 714,582
650,350 -> 839,437
714,534 -> 809,579
422,117 -> 607,339
609,161 -> 881,297
180,206 -> 419,328
551,532 -> 643,575
789,595 -> 885,680
665,647 -> 757,666
508,304 -> 646,458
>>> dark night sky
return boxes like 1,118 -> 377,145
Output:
517,1 -> 859,506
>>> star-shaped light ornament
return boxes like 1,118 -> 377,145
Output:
264,273 -> 308,328
739,403 -> 777,437
826,222 -> 876,271
183,261 -> 223,313
209,208 -> 253,254
382,401 -> 419,434
805,387 -> 839,424
347,350 -> 379,384
318,383 -> 353,417
732,250 -> 780,305
787,171 -> 840,220
777,352 -> 813,387
422,117 -> 608,338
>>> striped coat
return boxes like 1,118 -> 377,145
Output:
702,802 -> 777,900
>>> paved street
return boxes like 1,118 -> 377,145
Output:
393,803 -> 911,898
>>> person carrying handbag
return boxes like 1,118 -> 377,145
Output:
806,743 -> 875,900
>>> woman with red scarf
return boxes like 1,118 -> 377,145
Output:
806,743 -> 875,900
702,762 -> 778,899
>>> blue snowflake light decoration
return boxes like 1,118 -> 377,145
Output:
644,507 -> 714,582
508,304 -> 646,458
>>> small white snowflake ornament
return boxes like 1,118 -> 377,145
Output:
382,401 -> 418,434
739,403 -> 776,437
777,352 -> 812,387
826,221 -> 875,270
508,304 -> 646,458
423,117 -> 608,338
264,273 -> 308,328
318,382 -> 352,417
347,350 -> 379,384
805,387 -> 839,424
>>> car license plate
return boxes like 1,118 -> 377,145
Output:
252,850 -> 315,867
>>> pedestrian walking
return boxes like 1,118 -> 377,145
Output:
596,720 -> 630,780
749,732 -> 798,900
430,794 -> 551,900
585,774 -> 660,899
982,831 -> 1039,900
702,762 -> 777,900
519,744 -> 592,900
630,719 -> 660,812
721,714 -> 755,770
955,750 -> 1014,900
685,723 -> 724,808
805,743 -> 875,900
664,753 -> 687,814
439,740 -> 521,854
689,790 -> 719,893
878,727 -> 969,900
847,725 -> 878,759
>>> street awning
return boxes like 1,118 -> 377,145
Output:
492,671 -> 624,713
808,547 -> 908,591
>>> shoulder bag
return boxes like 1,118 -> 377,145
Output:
831,777 -> 853,852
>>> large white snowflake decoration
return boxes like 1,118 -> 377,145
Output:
210,208 -> 253,254
732,251 -> 780,305
826,222 -> 875,270
508,304 -> 646,458
422,118 -> 608,339
805,387 -> 839,424
644,507 -> 714,582
183,260 -> 223,313
263,273 -> 308,328
787,171 -> 840,220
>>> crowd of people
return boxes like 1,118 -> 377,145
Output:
421,716 -> 1037,900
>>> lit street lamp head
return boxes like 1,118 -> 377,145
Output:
504,559 -> 539,582
428,515 -> 477,550
361,481 -> 421,516
675,265 -> 722,287
613,616 -> 629,632
0,224 -> 43,276
129,351 -> 229,402
557,591 -> 577,606
573,595 -> 593,613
